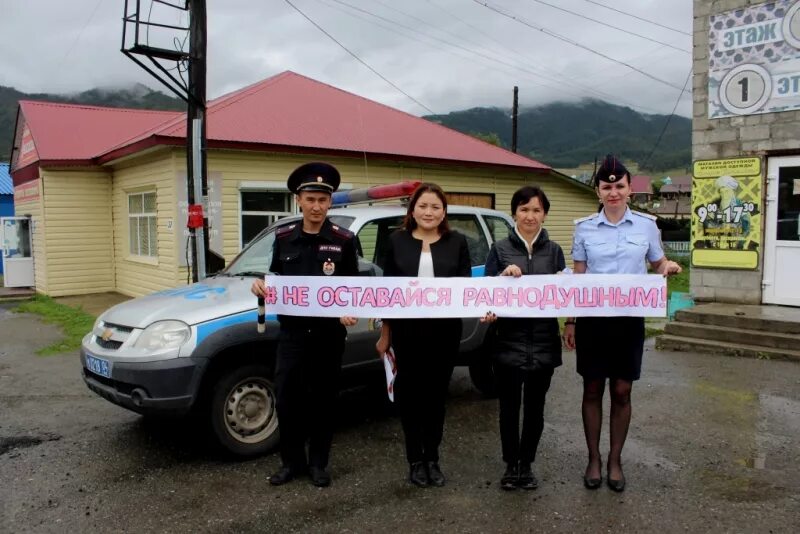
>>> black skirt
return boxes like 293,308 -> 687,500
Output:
575,317 -> 645,381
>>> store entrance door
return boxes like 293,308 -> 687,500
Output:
1,217 -> 34,288
763,156 -> 800,306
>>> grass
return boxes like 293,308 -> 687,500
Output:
667,256 -> 691,297
15,295 -> 96,355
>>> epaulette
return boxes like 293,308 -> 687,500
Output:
631,210 -> 657,221
573,213 -> 599,225
275,223 -> 296,237
330,224 -> 354,239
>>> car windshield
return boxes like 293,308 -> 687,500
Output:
223,216 -> 356,276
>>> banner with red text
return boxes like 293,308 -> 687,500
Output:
263,274 -> 667,318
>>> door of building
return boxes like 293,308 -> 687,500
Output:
2,217 -> 34,287
763,156 -> 800,306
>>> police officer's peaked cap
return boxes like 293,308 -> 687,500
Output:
287,162 -> 341,194
594,154 -> 629,185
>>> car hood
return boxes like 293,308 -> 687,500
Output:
99,276 -> 258,329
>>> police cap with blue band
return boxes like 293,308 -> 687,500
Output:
594,154 -> 630,186
287,162 -> 341,194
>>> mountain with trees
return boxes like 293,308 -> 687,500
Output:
1,85 -> 689,172
0,84 -> 184,160
425,99 -> 691,172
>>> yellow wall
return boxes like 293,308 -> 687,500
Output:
39,169 -> 114,296
31,150 -> 597,297
13,178 -> 46,294
207,150 -> 598,264
111,152 -> 179,297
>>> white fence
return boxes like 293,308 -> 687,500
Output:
663,241 -> 690,256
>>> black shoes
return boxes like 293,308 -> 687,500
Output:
309,465 -> 332,487
409,461 -> 429,487
426,462 -> 446,487
269,465 -> 301,486
270,464 -> 330,487
607,475 -> 626,492
500,463 -> 519,490
583,459 -> 602,490
500,462 -> 538,490
517,463 -> 538,490
408,461 -> 446,487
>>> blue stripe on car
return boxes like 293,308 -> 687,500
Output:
196,311 -> 278,344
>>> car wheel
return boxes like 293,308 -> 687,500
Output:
209,364 -> 280,458
469,351 -> 498,398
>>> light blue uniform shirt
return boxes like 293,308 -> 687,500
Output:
571,207 -> 664,274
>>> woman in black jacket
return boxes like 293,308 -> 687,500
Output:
482,185 -> 566,491
375,182 -> 472,488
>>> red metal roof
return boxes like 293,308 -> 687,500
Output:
630,175 -> 652,194
17,71 -> 551,172
16,101 -> 180,162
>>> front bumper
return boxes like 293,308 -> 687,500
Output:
80,350 -> 205,415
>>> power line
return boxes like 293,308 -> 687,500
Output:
423,0 -> 664,113
581,0 -> 691,36
57,0 -> 105,71
640,68 -> 693,169
527,0 -> 690,54
283,0 -> 435,114
471,0 -> 686,92
320,0 -> 668,114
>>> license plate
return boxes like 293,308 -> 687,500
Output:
85,354 -> 112,378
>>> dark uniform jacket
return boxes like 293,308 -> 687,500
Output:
270,217 -> 359,330
382,229 -> 472,279
381,228 -> 471,342
484,228 -> 565,371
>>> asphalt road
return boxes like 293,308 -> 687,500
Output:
1,303 -> 799,533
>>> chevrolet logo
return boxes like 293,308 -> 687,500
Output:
101,328 -> 114,342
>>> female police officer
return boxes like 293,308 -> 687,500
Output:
563,155 -> 681,492
251,162 -> 359,488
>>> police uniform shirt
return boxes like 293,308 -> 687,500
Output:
270,218 -> 359,327
571,207 -> 664,275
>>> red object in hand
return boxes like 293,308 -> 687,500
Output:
187,204 -> 204,228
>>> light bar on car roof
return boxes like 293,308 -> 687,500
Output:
332,180 -> 421,206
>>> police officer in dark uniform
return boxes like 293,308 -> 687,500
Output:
251,162 -> 359,487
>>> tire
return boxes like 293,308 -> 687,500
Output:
209,364 -> 280,458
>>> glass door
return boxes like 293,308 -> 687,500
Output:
1,217 -> 35,288
763,157 -> 800,306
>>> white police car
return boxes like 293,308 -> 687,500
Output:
81,194 -> 513,457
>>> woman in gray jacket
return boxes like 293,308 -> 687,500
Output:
482,185 -> 566,491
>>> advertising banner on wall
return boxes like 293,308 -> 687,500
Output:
708,0 -> 800,118
691,158 -> 762,269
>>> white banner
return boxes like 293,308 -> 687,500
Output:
263,274 -> 667,318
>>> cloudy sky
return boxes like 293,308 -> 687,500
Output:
0,0 -> 693,117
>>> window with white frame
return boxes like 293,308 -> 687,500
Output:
128,191 -> 158,257
240,190 -> 294,248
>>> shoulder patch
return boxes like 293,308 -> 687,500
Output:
276,223 -> 296,237
573,213 -> 599,225
330,224 -> 354,239
631,210 -> 657,221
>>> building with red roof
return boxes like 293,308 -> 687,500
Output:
629,175 -> 653,206
8,71 -> 598,296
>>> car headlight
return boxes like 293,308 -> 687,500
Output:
133,320 -> 190,350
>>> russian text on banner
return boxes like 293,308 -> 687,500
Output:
263,274 -> 667,319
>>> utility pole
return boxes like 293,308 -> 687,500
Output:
121,0 -> 208,283
511,86 -> 519,153
187,0 -> 208,282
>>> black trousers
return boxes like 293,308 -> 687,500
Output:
274,325 -> 345,470
392,318 -> 461,464
496,364 -> 553,465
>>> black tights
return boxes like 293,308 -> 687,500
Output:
582,378 -> 632,479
